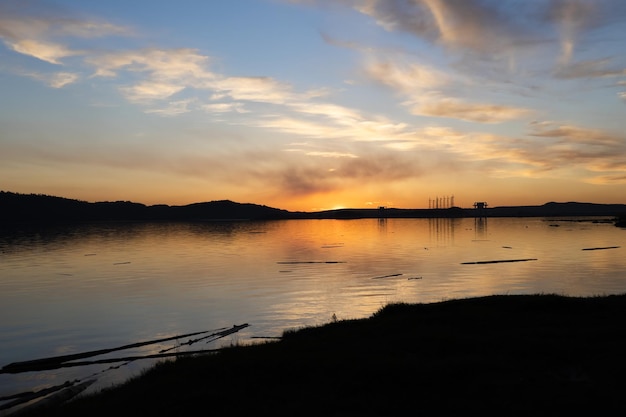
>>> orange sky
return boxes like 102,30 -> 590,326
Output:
1,1 -> 625,211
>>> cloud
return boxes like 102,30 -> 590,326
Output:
377,120 -> 626,183
305,151 -> 359,158
364,58 -> 449,91
0,9 -> 131,64
309,0 -> 626,78
7,38 -> 79,64
120,81 -> 186,103
411,97 -> 531,123
544,0 -> 599,64
86,48 -> 324,115
266,148 -> 425,197
24,70 -> 79,88
145,99 -> 195,116
213,76 -> 297,104
86,48 -> 216,102
201,102 -> 247,114
255,111 -> 413,143
554,58 -> 626,79
487,122 -> 626,180
88,48 -> 213,79
48,71 -> 79,88
529,122 -> 624,147
363,55 -> 530,123
339,0 -> 533,56
587,174 -> 626,185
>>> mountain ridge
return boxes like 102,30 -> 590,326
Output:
1,191 -> 626,223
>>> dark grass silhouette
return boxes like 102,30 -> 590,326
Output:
20,294 -> 626,416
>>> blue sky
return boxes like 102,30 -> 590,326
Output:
1,0 -> 625,211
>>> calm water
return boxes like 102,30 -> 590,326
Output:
1,217 -> 625,404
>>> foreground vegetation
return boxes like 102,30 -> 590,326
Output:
21,294 -> 626,416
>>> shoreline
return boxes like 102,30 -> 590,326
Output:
18,293 -> 626,416
3,192 -> 626,223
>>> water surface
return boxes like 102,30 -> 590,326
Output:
1,217 -> 624,402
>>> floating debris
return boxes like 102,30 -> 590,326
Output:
407,276 -> 423,280
372,273 -> 403,279
84,253 -> 97,256
277,261 -> 346,264
1,325 -> 248,374
502,246 -> 513,249
3,379 -> 97,414
461,258 -> 538,265
582,246 -> 620,251
113,261 -> 131,265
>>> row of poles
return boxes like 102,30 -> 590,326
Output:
428,195 -> 454,209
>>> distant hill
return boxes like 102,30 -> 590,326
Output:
0,191 -> 297,223
1,191 -> 625,224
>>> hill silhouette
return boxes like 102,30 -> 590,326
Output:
0,191 -> 296,223
1,191 -> 625,224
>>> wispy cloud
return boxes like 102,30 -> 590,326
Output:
145,99 -> 196,116
554,58 -> 626,79
8,39 -> 79,64
86,48 -> 215,102
24,70 -> 80,88
3,0 -> 625,207
470,122 -> 626,181
545,0 -> 599,65
410,96 -> 531,123
364,58 -> 449,91
363,55 -> 531,123
309,0 -> 626,80
305,151 -> 359,159
350,0 -> 624,61
201,102 -> 247,114
0,7 -> 131,64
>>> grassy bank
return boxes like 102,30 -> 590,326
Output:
21,294 -> 626,416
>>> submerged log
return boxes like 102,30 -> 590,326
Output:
0,381 -> 74,411
372,273 -> 403,279
581,246 -> 620,251
1,325 -> 248,374
7,379 -> 96,414
277,261 -> 346,264
461,258 -> 538,265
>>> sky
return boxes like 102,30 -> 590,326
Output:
1,0 -> 625,211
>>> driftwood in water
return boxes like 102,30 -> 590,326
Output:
581,246 -> 620,251
1,325 -> 249,374
461,258 -> 538,265
0,381 -> 75,411
160,324 -> 249,353
372,273 -> 403,279
17,349 -> 223,371
6,379 -> 96,414
277,261 -> 346,264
